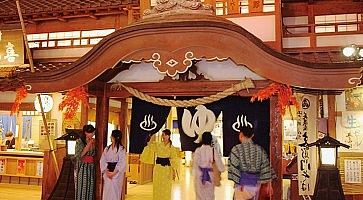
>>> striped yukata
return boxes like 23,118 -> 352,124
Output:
228,140 -> 275,200
75,139 -> 96,200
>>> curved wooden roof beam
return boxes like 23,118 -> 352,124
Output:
20,14 -> 361,93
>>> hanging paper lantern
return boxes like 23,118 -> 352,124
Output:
59,86 -> 89,119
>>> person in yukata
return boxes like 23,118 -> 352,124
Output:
5,131 -> 15,149
100,129 -> 127,200
193,132 -> 225,200
228,126 -> 275,200
75,124 -> 96,200
140,129 -> 180,200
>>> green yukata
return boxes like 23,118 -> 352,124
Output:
141,141 -> 179,200
75,139 -> 96,200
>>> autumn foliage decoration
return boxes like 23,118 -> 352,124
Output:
59,86 -> 89,119
11,86 -> 28,115
251,83 -> 299,115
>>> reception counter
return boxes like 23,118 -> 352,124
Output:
0,150 -> 44,185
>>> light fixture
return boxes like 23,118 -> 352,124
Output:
55,129 -> 81,156
301,134 -> 349,200
343,44 -> 363,60
343,45 -> 363,86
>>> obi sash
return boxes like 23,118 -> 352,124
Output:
82,155 -> 94,163
156,157 -> 171,166
107,162 -> 117,172
239,172 -> 259,186
199,167 -> 212,184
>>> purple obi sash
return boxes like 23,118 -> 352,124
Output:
239,172 -> 259,186
199,167 -> 212,184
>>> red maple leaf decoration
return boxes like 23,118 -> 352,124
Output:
59,86 -> 89,119
11,86 -> 28,115
250,82 -> 299,115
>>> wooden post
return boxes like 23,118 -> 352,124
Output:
274,0 -> 282,51
119,98 -> 128,200
119,99 -> 128,148
327,95 -> 336,138
95,85 -> 109,200
308,4 -> 316,48
127,5 -> 134,25
270,96 -> 282,200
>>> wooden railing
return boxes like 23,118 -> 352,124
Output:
283,21 -> 363,37
28,36 -> 105,49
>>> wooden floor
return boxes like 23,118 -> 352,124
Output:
0,166 -> 235,200
0,183 -> 42,200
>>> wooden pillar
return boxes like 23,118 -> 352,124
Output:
327,95 -> 336,138
270,96 -> 282,200
127,6 -> 134,25
308,5 -> 316,48
140,0 -> 151,18
95,85 -> 109,200
118,98 -> 128,200
119,99 -> 128,149
274,0 -> 282,51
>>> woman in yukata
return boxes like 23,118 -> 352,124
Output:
75,124 -> 96,200
193,132 -> 225,200
140,129 -> 180,200
100,129 -> 127,200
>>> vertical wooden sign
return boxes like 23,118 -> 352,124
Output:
248,0 -> 263,13
140,0 -> 151,17
228,0 -> 239,14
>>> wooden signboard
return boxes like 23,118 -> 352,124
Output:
0,30 -> 24,67
248,0 -> 263,13
228,0 -> 239,14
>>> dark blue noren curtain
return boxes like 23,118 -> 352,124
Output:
221,96 -> 270,157
176,96 -> 269,157
129,97 -> 171,154
176,100 -> 222,152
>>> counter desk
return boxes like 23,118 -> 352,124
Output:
0,150 -> 44,185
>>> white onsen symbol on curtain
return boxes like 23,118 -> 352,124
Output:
140,114 -> 157,131
232,115 -> 253,132
182,105 -> 216,143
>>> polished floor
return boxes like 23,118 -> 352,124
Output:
0,166 -> 235,200
126,166 -> 235,200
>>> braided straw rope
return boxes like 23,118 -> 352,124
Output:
115,78 -> 255,107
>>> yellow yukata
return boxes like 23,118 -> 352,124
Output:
140,141 -> 179,200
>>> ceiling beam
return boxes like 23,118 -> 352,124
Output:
282,2 -> 363,17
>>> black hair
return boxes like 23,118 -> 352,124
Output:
162,129 -> 172,146
108,129 -> 124,152
240,126 -> 254,138
201,132 -> 212,145
5,131 -> 14,137
80,124 -> 95,144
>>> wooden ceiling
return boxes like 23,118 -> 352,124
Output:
0,0 -> 139,24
